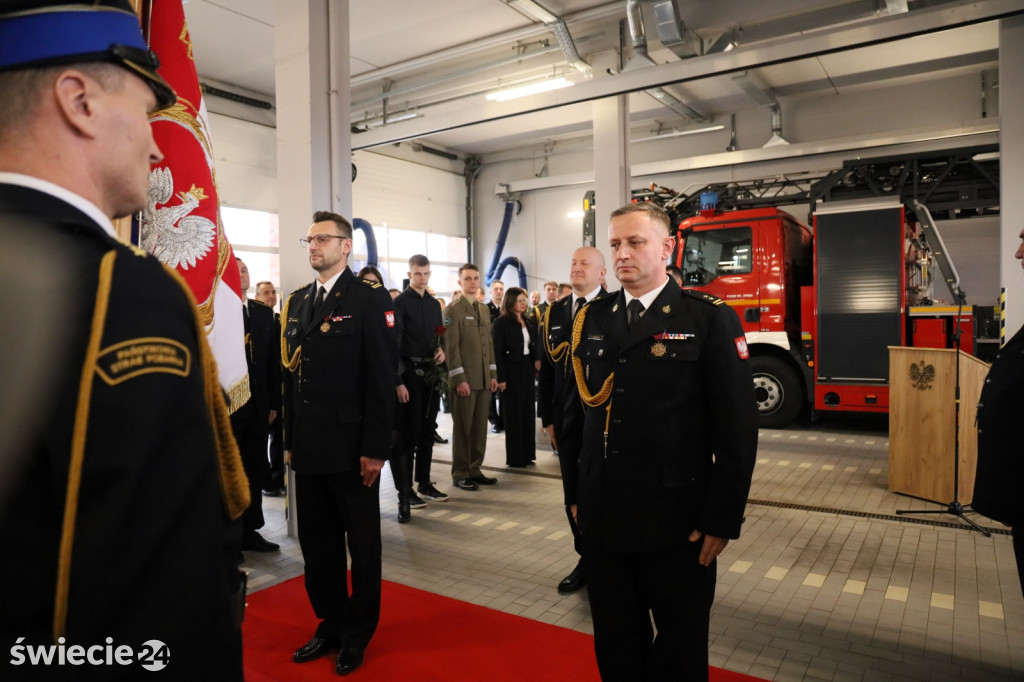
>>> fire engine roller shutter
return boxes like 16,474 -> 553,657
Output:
815,206 -> 902,382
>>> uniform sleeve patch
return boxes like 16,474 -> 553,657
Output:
96,337 -> 191,385
735,337 -> 750,360
385,311 -> 396,327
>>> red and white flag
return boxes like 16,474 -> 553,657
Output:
139,1 -> 249,411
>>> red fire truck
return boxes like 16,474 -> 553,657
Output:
616,147 -> 1000,427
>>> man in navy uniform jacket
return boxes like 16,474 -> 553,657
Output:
561,202 -> 757,681
282,211 -> 398,676
0,2 -> 248,679
973,225 -> 1024,596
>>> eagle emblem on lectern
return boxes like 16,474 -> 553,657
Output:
909,361 -> 935,391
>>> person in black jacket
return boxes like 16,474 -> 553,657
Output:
234,259 -> 281,552
492,287 -> 542,467
538,247 -> 607,594
561,202 -> 757,681
0,3 -> 247,679
972,226 -> 1024,595
282,211 -> 398,676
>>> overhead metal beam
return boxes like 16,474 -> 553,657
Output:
352,0 -> 1024,150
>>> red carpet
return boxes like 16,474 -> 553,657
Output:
243,576 -> 767,681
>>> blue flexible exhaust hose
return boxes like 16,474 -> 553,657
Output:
352,218 -> 379,268
485,201 -> 515,286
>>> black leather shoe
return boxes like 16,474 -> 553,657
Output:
398,496 -> 411,524
471,474 -> 498,485
558,560 -> 586,593
242,530 -> 280,552
454,478 -> 479,491
433,431 -> 449,444
262,488 -> 285,497
336,647 -> 364,675
293,636 -> 335,663
490,424 -> 502,433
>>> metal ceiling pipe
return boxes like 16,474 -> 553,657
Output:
626,0 -> 648,60
764,101 -> 790,147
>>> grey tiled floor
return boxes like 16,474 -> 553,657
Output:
243,413 -> 1024,681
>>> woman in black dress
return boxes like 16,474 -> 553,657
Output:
491,287 -> 541,467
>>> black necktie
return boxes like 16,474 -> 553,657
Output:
573,297 -> 585,319
242,301 -> 250,332
311,286 -> 325,322
627,299 -> 644,329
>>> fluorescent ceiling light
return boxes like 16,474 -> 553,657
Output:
631,125 -> 724,143
486,77 -> 573,102
567,210 -> 585,219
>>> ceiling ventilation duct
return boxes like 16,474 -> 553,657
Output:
650,0 -> 698,59
624,0 -> 707,123
732,70 -> 789,147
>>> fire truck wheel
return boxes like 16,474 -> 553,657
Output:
750,356 -> 802,429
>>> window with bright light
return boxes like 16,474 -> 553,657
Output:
351,224 -> 468,299
222,206 -> 281,307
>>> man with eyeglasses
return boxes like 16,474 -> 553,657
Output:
0,2 -> 247,679
282,211 -> 398,675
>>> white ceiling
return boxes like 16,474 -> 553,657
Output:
181,0 -> 1013,157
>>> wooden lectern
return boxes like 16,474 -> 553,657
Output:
888,347 -> 990,504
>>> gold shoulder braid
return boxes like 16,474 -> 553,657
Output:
570,303 -> 615,457
164,266 -> 251,523
280,292 -> 301,373
542,304 -> 570,367
54,250 -> 117,641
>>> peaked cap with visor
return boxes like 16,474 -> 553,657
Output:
0,0 -> 176,110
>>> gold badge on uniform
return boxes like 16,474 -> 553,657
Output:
662,305 -> 671,314
651,341 -> 667,357
612,304 -> 619,312
320,321 -> 331,333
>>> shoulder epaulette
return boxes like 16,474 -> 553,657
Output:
682,289 -> 725,306
357,277 -> 382,289
289,283 -> 309,297
250,298 -> 271,308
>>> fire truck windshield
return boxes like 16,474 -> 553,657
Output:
681,227 -> 752,286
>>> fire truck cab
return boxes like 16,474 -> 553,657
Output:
676,201 -> 812,427
673,191 -> 988,428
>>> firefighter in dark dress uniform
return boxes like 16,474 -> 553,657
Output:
282,211 -> 398,676
233,259 -> 282,552
561,202 -> 758,681
538,247 -> 607,594
0,3 -> 248,679
972,226 -> 1024,595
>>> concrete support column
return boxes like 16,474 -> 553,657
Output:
1000,16 -> 1024,339
273,0 -> 350,536
591,49 -> 629,288
274,0 -> 351,297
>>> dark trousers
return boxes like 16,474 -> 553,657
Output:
398,365 -> 441,486
295,471 -> 382,648
266,416 -> 285,492
230,401 -> 269,531
1015,527 -> 1024,598
502,361 -> 536,466
583,537 -> 715,682
565,505 -> 583,556
489,390 -> 502,428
